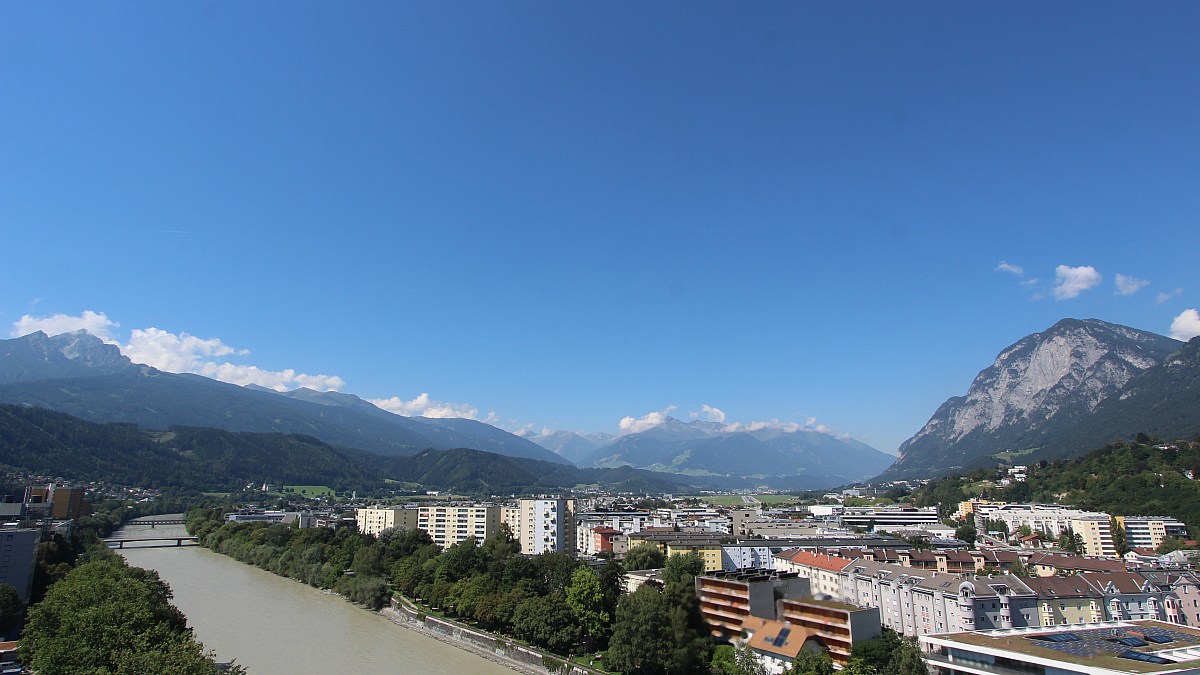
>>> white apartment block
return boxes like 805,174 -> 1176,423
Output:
513,497 -> 576,556
355,506 -> 418,536
841,506 -> 940,532
1117,516 -> 1189,551
417,504 -> 500,549
980,505 -> 1108,540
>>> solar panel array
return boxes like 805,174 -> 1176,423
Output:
1024,625 -> 1200,664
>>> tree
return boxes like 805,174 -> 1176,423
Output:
625,542 -> 665,571
662,551 -> 705,583
850,629 -> 924,675
712,643 -> 769,675
1057,530 -> 1084,555
662,579 -> 713,673
789,647 -> 834,675
566,567 -> 609,647
607,584 -> 673,674
22,559 -> 230,674
597,553 -> 627,627
511,593 -> 583,655
1111,518 -> 1129,556
954,524 -> 977,548
0,584 -> 21,633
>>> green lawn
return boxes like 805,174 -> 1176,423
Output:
283,485 -> 336,497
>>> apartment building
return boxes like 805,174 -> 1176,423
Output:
694,569 -> 810,641
355,506 -> 418,536
417,504 -> 501,549
776,596 -> 881,667
1071,514 -> 1117,558
24,483 -> 89,520
512,497 -> 575,556
1117,516 -> 1189,551
0,528 -> 40,603
774,549 -> 855,598
841,506 -> 940,532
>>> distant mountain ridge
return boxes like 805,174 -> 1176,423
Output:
0,330 -> 569,464
0,403 -> 693,494
880,318 -> 1194,480
567,416 -> 893,486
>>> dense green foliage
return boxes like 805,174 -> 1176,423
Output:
625,542 -> 666,571
21,559 -> 234,674
662,551 -> 705,583
915,439 -> 1200,534
606,580 -> 713,674
848,630 -> 926,675
187,510 -> 636,658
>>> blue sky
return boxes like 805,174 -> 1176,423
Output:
3,3 -> 1199,454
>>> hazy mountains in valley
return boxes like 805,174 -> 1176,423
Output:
0,330 -> 568,465
532,416 -> 896,486
879,318 -> 1198,480
0,403 -> 694,494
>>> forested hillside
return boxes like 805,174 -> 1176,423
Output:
915,437 -> 1200,535
0,404 -> 690,495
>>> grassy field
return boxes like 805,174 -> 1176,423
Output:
283,485 -> 336,498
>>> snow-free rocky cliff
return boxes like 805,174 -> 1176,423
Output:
878,318 -> 1184,480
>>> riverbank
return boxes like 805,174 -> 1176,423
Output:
382,595 -> 609,675
379,605 -> 544,675
117,521 -> 515,675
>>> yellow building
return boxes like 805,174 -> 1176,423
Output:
1070,515 -> 1116,558
954,499 -> 1006,522
1024,577 -> 1103,626
355,506 -> 418,536
417,504 -> 500,549
666,541 -> 723,572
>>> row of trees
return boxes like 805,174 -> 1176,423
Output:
187,510 -> 715,670
190,508 -> 928,675
17,496 -> 237,674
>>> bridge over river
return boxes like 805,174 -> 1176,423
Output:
105,536 -> 199,549
104,516 -> 196,548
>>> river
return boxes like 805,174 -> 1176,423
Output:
114,517 -> 515,675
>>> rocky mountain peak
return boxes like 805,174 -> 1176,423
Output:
0,330 -> 134,384
881,319 -> 1183,480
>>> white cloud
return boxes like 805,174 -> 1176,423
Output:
1053,265 -> 1102,300
10,310 -> 120,342
1157,288 -> 1183,305
369,393 -> 479,419
690,404 -> 726,424
10,312 -> 346,392
722,418 -> 805,433
1115,274 -> 1150,297
123,327 -> 246,372
121,326 -> 345,392
619,406 -> 677,433
995,261 -> 1024,276
1170,309 -> 1200,341
1020,278 -> 1039,288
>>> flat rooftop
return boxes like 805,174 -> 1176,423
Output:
925,621 -> 1200,674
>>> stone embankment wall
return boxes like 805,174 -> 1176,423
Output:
388,597 -> 606,675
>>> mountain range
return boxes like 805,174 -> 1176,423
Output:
0,330 -> 897,488
8,319 -> 1195,491
879,318 -> 1200,480
0,330 -> 567,465
537,416 -> 896,486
